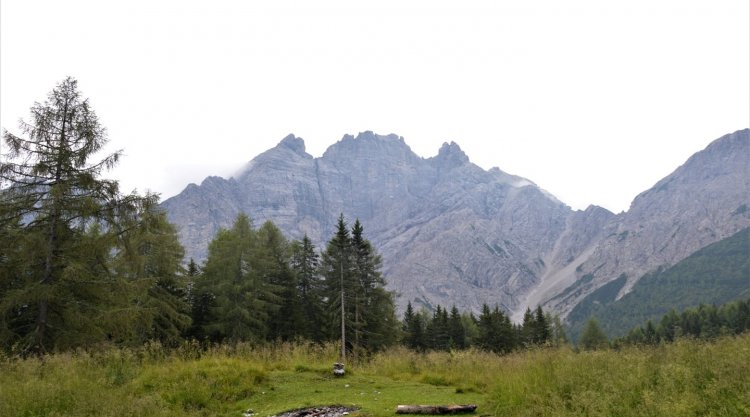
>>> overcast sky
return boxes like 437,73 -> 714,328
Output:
1,0 -> 748,213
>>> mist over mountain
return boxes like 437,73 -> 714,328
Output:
162,129 -> 750,320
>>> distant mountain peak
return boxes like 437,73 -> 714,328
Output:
323,131 -> 413,161
277,134 -> 308,156
353,130 -> 403,142
433,141 -> 469,167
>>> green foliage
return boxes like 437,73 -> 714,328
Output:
402,302 -> 561,354
578,318 -> 609,350
192,214 -> 282,343
568,227 -> 750,341
0,78 -> 188,354
289,235 -> 325,342
187,213 -> 397,352
616,298 -> 750,346
113,195 -> 191,347
320,215 -> 398,353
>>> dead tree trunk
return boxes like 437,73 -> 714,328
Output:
395,405 -> 477,415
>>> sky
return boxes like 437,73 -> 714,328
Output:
1,0 -> 748,213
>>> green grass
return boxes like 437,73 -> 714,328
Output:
1,335 -> 749,416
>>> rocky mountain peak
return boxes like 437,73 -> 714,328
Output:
432,141 -> 469,168
162,129 -> 749,321
277,133 -> 308,156
322,131 -> 414,162
354,130 -> 403,143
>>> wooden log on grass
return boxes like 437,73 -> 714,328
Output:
395,404 -> 477,414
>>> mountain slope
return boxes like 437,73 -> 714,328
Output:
566,227 -> 750,340
163,129 -> 750,318
539,128 -> 750,318
163,131 -> 573,314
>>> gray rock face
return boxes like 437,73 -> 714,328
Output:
539,129 -> 750,318
162,129 -> 750,319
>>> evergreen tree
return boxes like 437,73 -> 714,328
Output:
579,318 -> 608,350
658,309 -> 680,342
476,304 -> 515,354
643,320 -> 659,345
290,235 -> 325,341
350,219 -> 397,350
548,313 -> 568,347
257,221 -> 301,341
402,302 -> 427,351
320,215 -> 397,353
521,308 -> 535,347
448,305 -> 466,349
113,194 -> 191,346
320,214 -> 355,349
533,306 -> 551,345
195,214 -> 281,342
0,77 -> 144,353
427,306 -> 450,350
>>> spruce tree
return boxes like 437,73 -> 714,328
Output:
320,215 -> 397,353
402,301 -> 426,351
533,306 -> 551,345
290,235 -> 325,341
350,219 -> 397,351
521,308 -> 534,346
320,214 -> 355,351
448,306 -> 466,349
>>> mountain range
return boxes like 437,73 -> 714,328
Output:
162,128 -> 750,322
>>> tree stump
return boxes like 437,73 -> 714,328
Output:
332,362 -> 345,376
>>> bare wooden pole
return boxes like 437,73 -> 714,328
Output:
340,257 -> 346,364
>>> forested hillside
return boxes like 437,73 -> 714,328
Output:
567,227 -> 750,341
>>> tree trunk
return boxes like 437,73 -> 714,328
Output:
395,405 -> 477,414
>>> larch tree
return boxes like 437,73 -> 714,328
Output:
195,214 -> 281,343
113,194 -> 191,346
579,318 -> 609,350
0,77 -> 143,353
257,220 -> 301,341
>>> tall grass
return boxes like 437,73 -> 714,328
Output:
0,341 -> 340,417
1,335 -> 748,416
488,336 -> 750,416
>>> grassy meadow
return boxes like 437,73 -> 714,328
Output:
1,334 -> 749,417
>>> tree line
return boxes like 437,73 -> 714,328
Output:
187,213 -> 400,353
614,298 -> 750,347
575,297 -> 750,351
0,77 -> 400,355
12,78 -> 746,359
401,303 -> 567,353
2,77 -> 574,357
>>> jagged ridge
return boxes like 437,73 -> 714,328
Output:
162,129 -> 750,319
